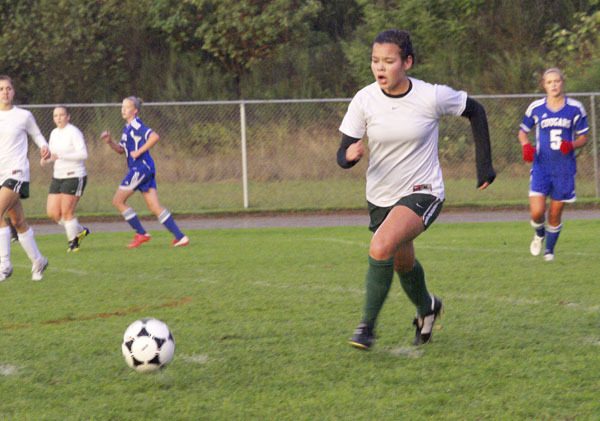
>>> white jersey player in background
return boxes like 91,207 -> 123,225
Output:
339,30 -> 496,350
0,75 -> 50,281
41,106 -> 90,252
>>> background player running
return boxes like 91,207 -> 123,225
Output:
518,67 -> 589,261
101,96 -> 189,249
41,106 -> 90,252
0,75 -> 50,281
338,30 -> 495,350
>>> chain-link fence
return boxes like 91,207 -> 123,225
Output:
22,94 -> 600,217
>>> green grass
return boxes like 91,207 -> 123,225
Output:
0,220 -> 599,419
20,176 -> 600,218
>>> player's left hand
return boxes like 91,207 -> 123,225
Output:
560,140 -> 574,155
40,146 -> 51,160
477,168 -> 496,190
130,150 -> 140,159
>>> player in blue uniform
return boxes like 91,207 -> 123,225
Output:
518,68 -> 588,261
101,96 -> 189,248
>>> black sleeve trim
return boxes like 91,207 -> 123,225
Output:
336,133 -> 362,169
461,97 -> 496,187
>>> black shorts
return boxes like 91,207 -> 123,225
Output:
49,176 -> 87,196
1,179 -> 30,199
367,193 -> 444,232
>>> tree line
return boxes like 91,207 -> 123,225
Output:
1,0 -> 599,104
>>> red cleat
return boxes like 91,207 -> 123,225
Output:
128,233 -> 151,249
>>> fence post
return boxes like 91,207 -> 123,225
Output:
591,95 -> 599,197
240,101 -> 249,208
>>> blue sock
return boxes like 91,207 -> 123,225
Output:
530,220 -> 545,238
122,208 -> 146,235
158,209 -> 184,240
544,224 -> 562,254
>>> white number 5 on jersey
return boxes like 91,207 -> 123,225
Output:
550,129 -> 562,150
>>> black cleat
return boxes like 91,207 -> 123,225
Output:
68,227 -> 90,252
413,296 -> 443,346
349,323 -> 375,350
67,237 -> 80,253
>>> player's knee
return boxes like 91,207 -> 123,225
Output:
112,196 -> 124,208
530,211 -> 545,223
369,241 -> 394,261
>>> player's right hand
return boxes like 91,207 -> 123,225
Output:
522,143 -> 535,162
346,141 -> 364,162
100,130 -> 111,143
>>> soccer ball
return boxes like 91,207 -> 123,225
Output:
121,318 -> 175,373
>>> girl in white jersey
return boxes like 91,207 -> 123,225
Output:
41,106 -> 90,252
0,75 -> 51,282
339,30 -> 496,350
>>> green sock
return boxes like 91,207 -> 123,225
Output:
362,256 -> 394,327
398,259 -> 432,316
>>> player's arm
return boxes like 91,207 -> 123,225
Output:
560,133 -> 588,155
26,113 -> 50,160
336,133 -> 363,169
518,129 -> 531,146
461,97 -> 496,189
101,130 -> 125,154
130,131 -> 159,160
572,133 -> 588,149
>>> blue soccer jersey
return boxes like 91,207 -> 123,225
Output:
520,97 -> 589,176
120,117 -> 156,172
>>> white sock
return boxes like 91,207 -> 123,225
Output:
0,226 -> 11,267
17,228 -> 43,264
63,218 -> 81,241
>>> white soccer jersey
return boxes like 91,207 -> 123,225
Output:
0,106 -> 48,183
339,78 -> 467,206
49,123 -> 88,178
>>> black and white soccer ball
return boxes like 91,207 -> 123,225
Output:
121,318 -> 175,373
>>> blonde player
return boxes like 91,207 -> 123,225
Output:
518,68 -> 589,261
101,96 -> 189,248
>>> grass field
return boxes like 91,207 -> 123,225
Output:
0,220 -> 599,420
20,176 -> 600,218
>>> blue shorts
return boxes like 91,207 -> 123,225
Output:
119,166 -> 157,192
529,167 -> 576,202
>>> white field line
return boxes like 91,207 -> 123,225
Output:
0,364 -> 19,376
178,354 -> 210,364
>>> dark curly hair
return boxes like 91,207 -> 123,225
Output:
373,29 -> 415,62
